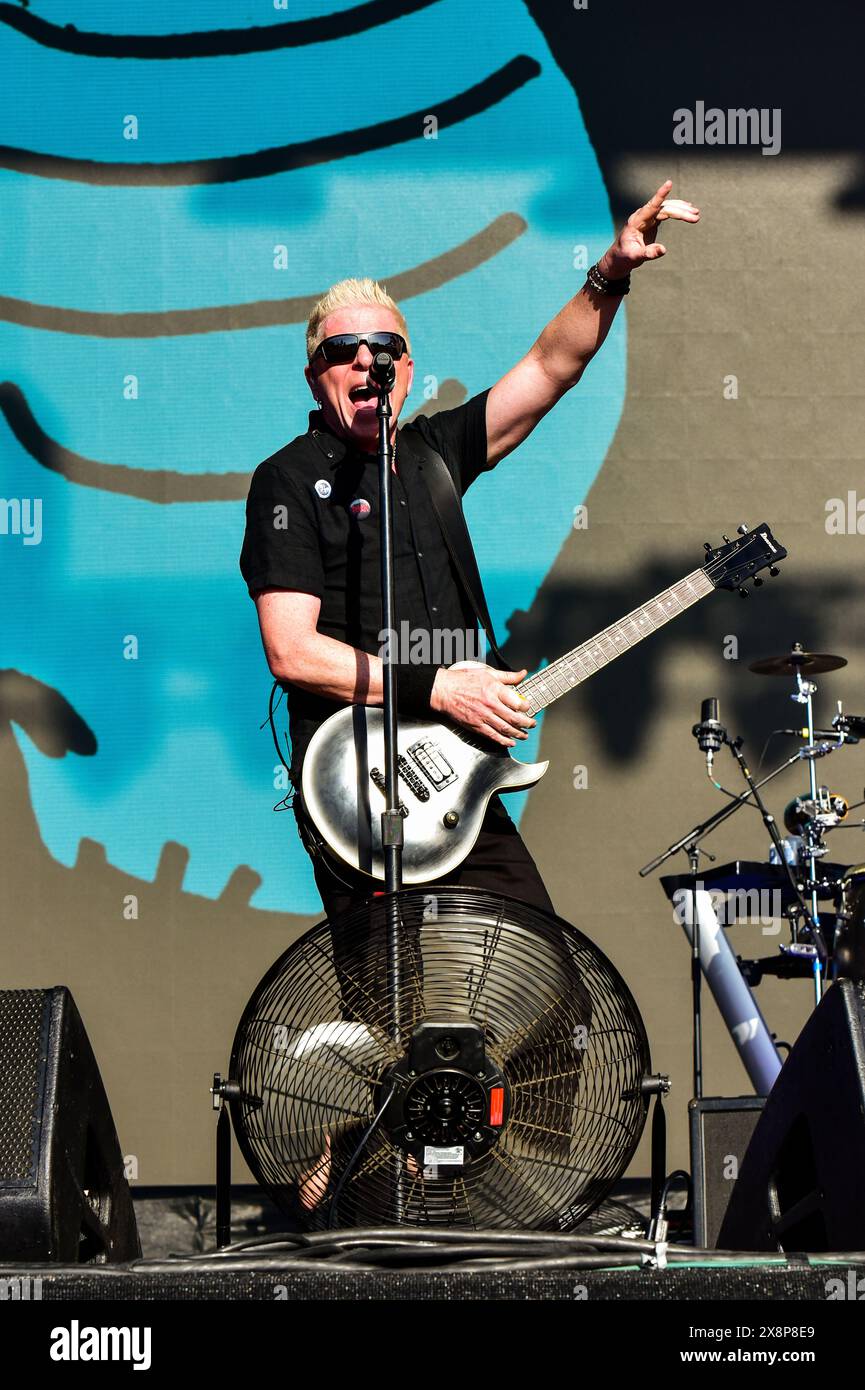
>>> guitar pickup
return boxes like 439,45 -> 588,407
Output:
408,740 -> 456,790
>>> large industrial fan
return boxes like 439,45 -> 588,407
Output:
228,887 -> 651,1231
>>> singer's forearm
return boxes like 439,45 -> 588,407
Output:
269,631 -> 385,705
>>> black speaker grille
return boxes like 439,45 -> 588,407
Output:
692,1100 -> 765,1246
0,990 -> 50,1185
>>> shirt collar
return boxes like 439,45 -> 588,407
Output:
308,409 -> 403,467
308,409 -> 348,463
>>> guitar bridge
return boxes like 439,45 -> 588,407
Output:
369,767 -> 409,814
397,754 -> 430,801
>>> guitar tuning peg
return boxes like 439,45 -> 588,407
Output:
737,523 -> 750,535
722,535 -> 731,543
753,576 -> 764,586
703,542 -> 713,552
738,586 -> 749,598
769,566 -> 780,577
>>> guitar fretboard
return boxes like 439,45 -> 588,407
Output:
518,568 -> 715,713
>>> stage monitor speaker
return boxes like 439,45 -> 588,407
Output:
689,1095 -> 766,1248
0,987 -> 140,1262
717,978 -> 865,1252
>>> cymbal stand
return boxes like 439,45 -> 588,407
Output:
790,669 -> 824,1004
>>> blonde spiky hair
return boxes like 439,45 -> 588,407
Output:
305,277 -> 411,361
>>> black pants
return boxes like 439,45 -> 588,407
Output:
294,790 -> 555,924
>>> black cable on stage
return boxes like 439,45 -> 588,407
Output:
115,1244 -> 845,1276
219,1227 -> 659,1256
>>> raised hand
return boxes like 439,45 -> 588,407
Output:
599,180 -> 700,278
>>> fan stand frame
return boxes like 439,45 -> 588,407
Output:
212,886 -> 669,1245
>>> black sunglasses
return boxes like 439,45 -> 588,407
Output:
312,331 -> 408,365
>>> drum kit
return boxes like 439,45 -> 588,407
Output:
747,642 -> 865,964
644,641 -> 865,1097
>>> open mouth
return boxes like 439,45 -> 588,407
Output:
349,385 -> 377,405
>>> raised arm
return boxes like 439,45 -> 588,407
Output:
485,180 -> 700,467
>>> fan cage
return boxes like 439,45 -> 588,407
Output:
229,887 -> 651,1231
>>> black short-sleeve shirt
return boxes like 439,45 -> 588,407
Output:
239,389 -> 492,781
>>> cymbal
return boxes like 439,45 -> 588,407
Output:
749,648 -> 848,676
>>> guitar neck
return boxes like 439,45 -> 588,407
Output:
518,568 -> 715,713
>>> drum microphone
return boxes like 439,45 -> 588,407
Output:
368,351 -> 395,392
692,698 -> 727,775
777,726 -> 860,744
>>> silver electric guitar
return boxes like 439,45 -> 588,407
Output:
301,525 -> 786,883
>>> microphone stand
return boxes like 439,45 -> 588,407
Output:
640,749 -> 804,880
686,841 -> 711,1100
371,351 -> 405,1222
372,353 -> 402,900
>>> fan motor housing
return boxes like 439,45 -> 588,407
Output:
380,1018 -> 510,1168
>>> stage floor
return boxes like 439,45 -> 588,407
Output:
4,1182 -> 863,1304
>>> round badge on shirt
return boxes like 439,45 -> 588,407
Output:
350,497 -> 371,519
314,479 -> 332,499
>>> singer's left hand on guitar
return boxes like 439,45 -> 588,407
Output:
430,666 -> 537,749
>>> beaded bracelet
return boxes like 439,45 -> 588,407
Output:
586,262 -> 631,297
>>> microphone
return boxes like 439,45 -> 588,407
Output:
369,351 -> 395,392
692,698 -> 726,775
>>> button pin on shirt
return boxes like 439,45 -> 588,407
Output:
314,479 -> 332,498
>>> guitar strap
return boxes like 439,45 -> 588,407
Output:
400,425 -> 509,670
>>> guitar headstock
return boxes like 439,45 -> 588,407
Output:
702,523 -> 787,595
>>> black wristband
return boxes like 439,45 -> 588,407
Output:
586,262 -> 631,296
393,663 -> 441,719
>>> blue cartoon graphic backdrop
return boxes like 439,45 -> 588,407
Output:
1,0 -> 623,915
